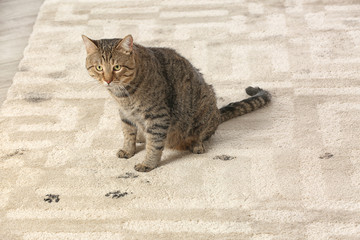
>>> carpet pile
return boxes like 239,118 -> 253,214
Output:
1,0 -> 360,239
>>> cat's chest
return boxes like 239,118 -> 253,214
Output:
108,89 -> 145,126
118,102 -> 144,126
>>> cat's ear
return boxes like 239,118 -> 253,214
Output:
82,35 -> 98,55
116,35 -> 133,54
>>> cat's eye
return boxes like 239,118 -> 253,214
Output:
96,65 -> 103,71
113,65 -> 121,71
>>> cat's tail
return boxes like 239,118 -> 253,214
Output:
219,86 -> 271,123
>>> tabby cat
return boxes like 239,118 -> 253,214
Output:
82,34 -> 271,172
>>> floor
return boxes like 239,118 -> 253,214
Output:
0,0 -> 44,106
2,1 -> 360,239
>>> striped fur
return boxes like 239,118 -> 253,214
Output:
220,87 -> 271,123
83,35 -> 271,172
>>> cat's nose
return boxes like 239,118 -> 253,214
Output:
104,79 -> 113,84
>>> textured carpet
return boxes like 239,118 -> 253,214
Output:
1,0 -> 360,239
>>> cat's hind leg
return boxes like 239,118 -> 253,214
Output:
189,110 -> 220,154
190,140 -> 205,154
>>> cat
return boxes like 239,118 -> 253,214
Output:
82,34 -> 271,172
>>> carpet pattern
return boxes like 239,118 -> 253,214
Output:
1,0 -> 360,239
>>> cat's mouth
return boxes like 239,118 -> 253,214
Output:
104,81 -> 115,88
104,81 -> 126,90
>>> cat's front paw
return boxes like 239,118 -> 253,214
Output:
134,163 -> 155,172
117,149 -> 135,159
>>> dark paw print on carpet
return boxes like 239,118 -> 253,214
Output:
2,148 -> 26,160
44,194 -> 60,203
105,191 -> 129,199
319,152 -> 334,159
117,172 -> 139,179
24,92 -> 51,103
213,155 -> 236,161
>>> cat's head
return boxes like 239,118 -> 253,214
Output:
82,35 -> 136,87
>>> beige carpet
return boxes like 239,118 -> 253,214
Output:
1,0 -> 360,239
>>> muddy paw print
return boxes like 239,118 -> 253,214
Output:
117,172 -> 139,179
105,191 -> 129,199
44,194 -> 60,203
319,152 -> 334,159
2,148 -> 26,160
213,155 -> 236,161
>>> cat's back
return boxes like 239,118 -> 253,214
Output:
146,47 -> 204,86
148,47 -> 184,64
